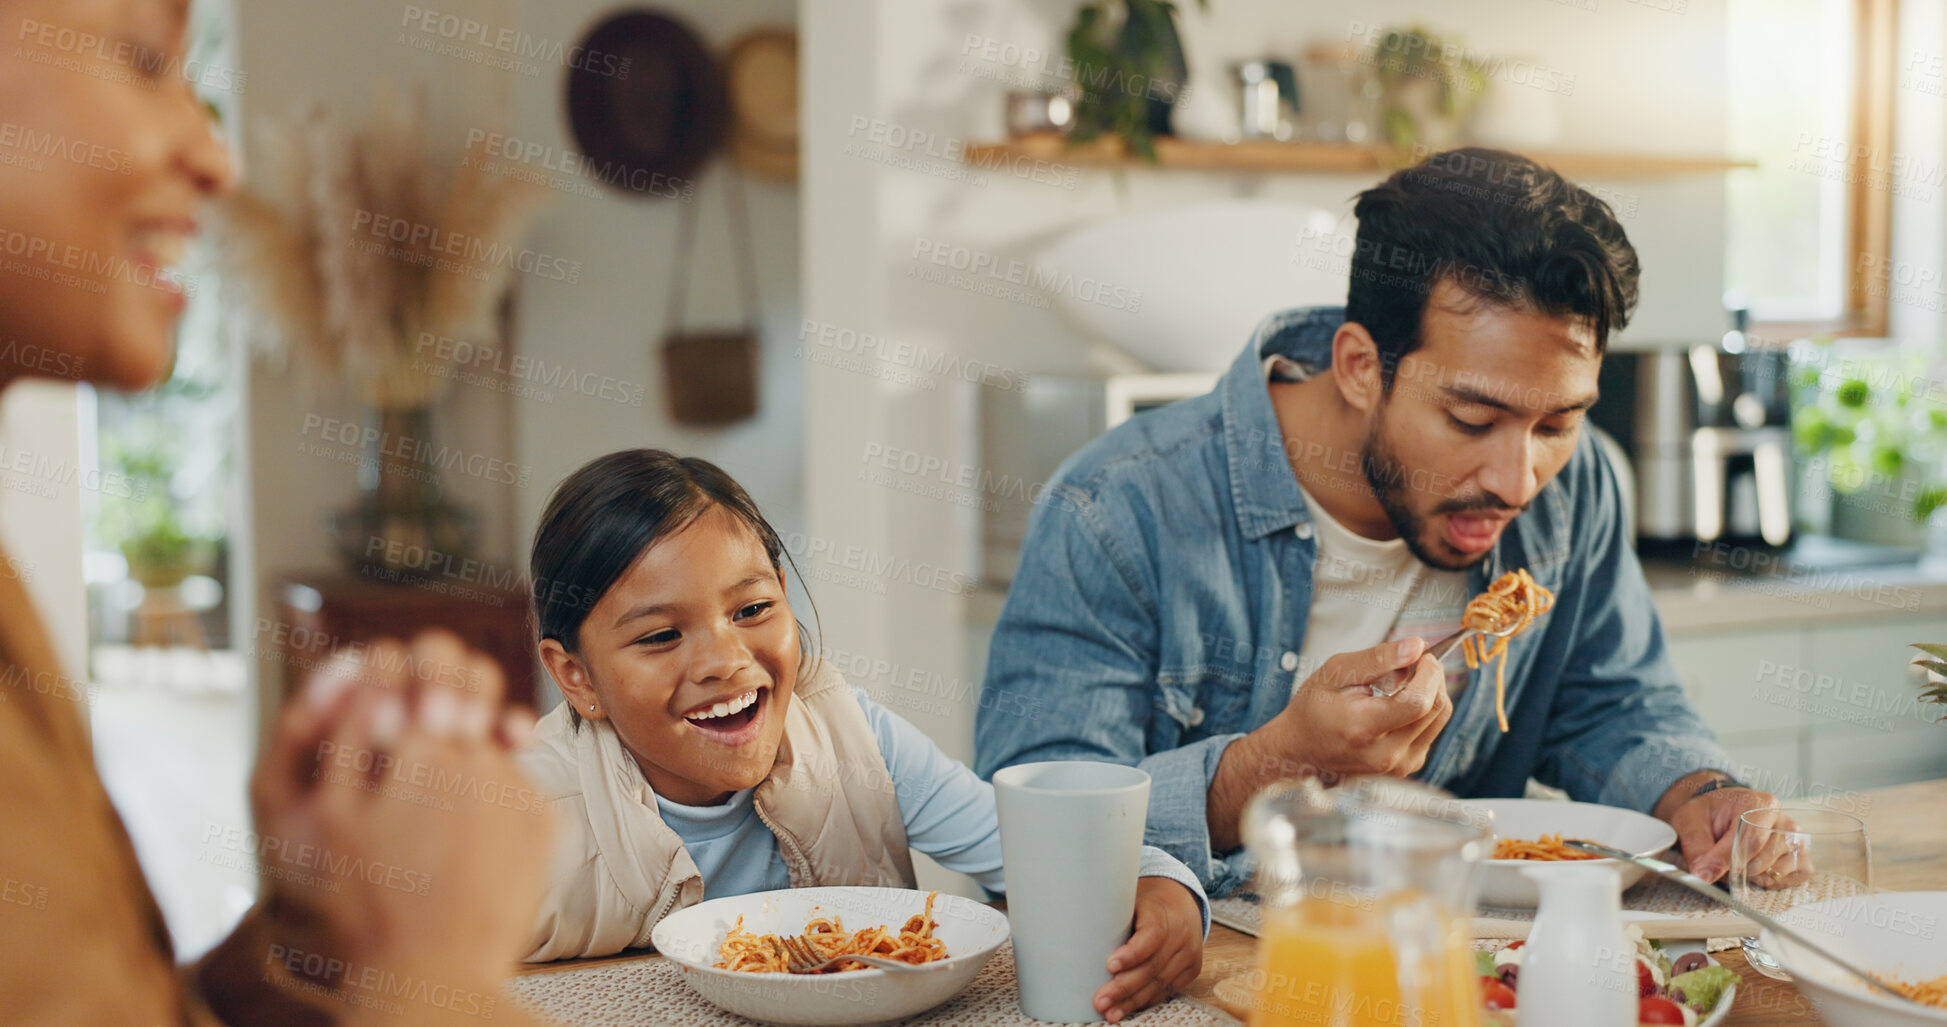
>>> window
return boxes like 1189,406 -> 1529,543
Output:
1725,0 -> 1896,336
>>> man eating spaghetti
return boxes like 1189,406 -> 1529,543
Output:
975,147 -> 1775,897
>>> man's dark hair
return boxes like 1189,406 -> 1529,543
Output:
1345,146 -> 1640,389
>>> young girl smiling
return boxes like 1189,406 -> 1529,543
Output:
518,449 -> 1207,1022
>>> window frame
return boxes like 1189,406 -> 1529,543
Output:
1749,0 -> 1898,341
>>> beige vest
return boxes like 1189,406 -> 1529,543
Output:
516,659 -> 915,961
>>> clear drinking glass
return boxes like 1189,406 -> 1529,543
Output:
1731,805 -> 1872,980
1240,776 -> 1489,1027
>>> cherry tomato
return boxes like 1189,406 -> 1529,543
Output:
1638,996 -> 1687,1024
1505,941 -> 1525,951
1636,957 -> 1658,997
1479,976 -> 1517,1010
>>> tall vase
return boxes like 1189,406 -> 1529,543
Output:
329,404 -> 477,579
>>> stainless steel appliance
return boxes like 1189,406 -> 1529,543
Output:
1623,310 -> 1795,547
978,373 -> 1217,586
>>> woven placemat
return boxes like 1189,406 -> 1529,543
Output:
1475,875 -> 1747,952
508,942 -> 1242,1026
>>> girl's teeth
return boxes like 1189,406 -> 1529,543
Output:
687,690 -> 757,721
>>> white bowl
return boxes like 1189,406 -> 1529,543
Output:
1762,890 -> 1947,1027
1463,799 -> 1678,908
648,887 -> 1011,1026
1034,199 -> 1348,372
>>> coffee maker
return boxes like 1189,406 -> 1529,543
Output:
1605,307 -> 1795,548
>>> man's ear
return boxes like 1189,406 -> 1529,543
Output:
539,638 -> 601,719
1332,321 -> 1387,415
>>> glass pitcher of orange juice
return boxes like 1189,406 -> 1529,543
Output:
1241,777 -> 1489,1027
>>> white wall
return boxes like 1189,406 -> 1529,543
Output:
506,2 -> 803,714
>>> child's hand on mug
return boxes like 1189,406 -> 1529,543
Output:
1093,876 -> 1205,1023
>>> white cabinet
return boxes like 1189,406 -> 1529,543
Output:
1801,622 -> 1947,789
1808,731 -> 1947,792
1668,629 -> 1805,735
1716,732 -> 1804,793
1663,613 -> 1947,797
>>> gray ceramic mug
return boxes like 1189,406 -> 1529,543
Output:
993,761 -> 1151,1023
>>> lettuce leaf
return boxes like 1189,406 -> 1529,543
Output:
1671,965 -> 1737,1012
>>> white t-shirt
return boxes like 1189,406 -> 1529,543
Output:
1292,481 -> 1471,695
1267,354 -> 1470,696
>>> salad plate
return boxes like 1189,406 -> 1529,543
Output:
1476,924 -> 1737,1026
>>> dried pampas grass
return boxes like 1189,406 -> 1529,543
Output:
215,90 -> 547,408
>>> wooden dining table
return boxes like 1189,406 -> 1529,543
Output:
516,778 -> 1947,1025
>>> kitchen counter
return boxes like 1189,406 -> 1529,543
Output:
1643,552 -> 1947,636
972,551 -> 1947,638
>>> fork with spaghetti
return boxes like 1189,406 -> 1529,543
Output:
1368,569 -> 1554,735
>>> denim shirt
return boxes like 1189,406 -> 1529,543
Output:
974,306 -> 1736,897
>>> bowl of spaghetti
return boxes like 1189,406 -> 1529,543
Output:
1762,890 -> 1947,1026
1464,798 -> 1677,908
648,886 -> 1011,1025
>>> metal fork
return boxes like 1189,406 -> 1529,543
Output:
1367,621 -> 1520,698
776,934 -> 925,974
1567,839 -> 1926,1008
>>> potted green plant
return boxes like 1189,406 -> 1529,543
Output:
1790,342 -> 1947,545
101,438 -> 214,589
1370,24 -> 1488,151
1065,0 -> 1207,161
119,508 -> 211,589
1914,643 -> 1947,722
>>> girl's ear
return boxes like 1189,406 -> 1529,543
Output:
540,638 -> 603,720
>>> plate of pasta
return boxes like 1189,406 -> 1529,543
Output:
1465,799 -> 1678,908
1762,890 -> 1947,1026
648,886 -> 1011,1025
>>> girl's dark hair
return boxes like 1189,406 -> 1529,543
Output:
530,449 -> 813,721
1346,146 -> 1640,391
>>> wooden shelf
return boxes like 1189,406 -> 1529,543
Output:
965,134 -> 1754,179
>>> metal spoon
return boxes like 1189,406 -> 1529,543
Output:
1367,622 -> 1518,698
1565,839 -> 1922,1008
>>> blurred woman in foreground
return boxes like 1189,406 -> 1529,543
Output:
0,1 -> 553,1022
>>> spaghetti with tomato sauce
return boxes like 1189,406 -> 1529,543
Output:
1461,569 -> 1555,734
715,891 -> 949,974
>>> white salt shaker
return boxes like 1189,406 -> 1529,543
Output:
1518,863 -> 1635,1027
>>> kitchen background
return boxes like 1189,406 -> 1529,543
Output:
2,0 -> 1944,961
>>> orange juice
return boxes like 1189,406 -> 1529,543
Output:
1247,895 -> 1479,1027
